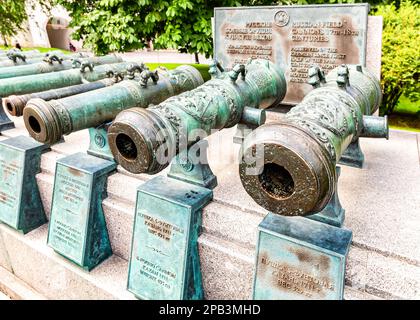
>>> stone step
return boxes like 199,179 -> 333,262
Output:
0,223 -> 135,300
0,266 -> 46,300
35,168 -> 420,300
2,120 -> 419,300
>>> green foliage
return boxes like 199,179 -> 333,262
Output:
0,0 -> 51,46
375,1 -> 420,115
55,0 -> 284,56
146,62 -> 211,81
0,0 -> 27,44
56,0 -> 402,56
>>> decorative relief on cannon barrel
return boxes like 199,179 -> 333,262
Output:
239,64 -> 388,217
22,65 -> 203,145
107,59 -> 287,175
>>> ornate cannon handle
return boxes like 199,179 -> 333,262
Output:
228,64 -> 246,82
43,54 -> 63,64
308,65 -> 326,88
336,64 -> 350,88
127,63 -> 147,80
80,62 -> 94,73
106,70 -> 124,83
8,52 -> 26,63
71,58 -> 82,68
139,70 -> 159,88
209,59 -> 225,79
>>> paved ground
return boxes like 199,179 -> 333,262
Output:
0,290 -> 9,300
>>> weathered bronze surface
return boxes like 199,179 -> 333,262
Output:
0,49 -> 39,59
108,59 -> 286,174
0,136 -> 49,234
0,54 -> 121,80
23,65 -> 204,145
214,4 -> 369,105
4,77 -> 118,117
47,152 -> 115,270
128,175 -> 212,299
239,64 -> 387,216
0,50 -> 65,67
0,60 -> 137,100
253,213 -> 352,300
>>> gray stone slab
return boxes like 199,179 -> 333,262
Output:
202,202 -> 264,247
198,233 -> 254,300
417,133 -> 420,166
0,266 -> 46,300
357,130 -> 419,171
366,16 -> 382,80
344,286 -> 383,300
340,131 -> 420,264
364,250 -> 420,299
0,223 -> 135,300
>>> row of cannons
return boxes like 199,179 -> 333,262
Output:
0,48 -> 388,299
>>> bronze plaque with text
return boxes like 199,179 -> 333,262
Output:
214,4 -> 369,105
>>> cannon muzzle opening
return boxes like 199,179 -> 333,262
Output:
3,95 -> 27,117
23,98 -> 63,145
239,123 -> 336,216
108,108 -> 174,174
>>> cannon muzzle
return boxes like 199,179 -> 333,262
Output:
239,64 -> 387,217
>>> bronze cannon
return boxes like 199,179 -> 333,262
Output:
0,54 -> 121,80
107,59 -> 287,174
0,50 -> 66,67
239,65 -> 388,216
23,65 -> 204,145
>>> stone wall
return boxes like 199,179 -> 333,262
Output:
7,2 -> 82,50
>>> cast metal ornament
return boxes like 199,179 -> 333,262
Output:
23,65 -> 204,145
0,54 -> 120,80
108,59 -> 287,174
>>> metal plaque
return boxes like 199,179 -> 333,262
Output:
128,175 -> 212,300
214,4 -> 369,105
0,136 -> 48,233
48,152 -> 115,270
253,213 -> 352,300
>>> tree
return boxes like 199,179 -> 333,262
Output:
0,0 -> 27,46
55,0 -> 284,59
56,0 -> 401,58
375,1 -> 419,115
0,0 -> 51,47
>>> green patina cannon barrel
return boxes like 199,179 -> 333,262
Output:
0,54 -> 121,80
0,50 -> 65,67
239,64 -> 388,217
23,65 -> 204,145
0,60 -> 138,100
107,59 -> 287,174
0,49 -> 39,59
4,77 -> 119,117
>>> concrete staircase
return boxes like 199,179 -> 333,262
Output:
0,117 -> 419,300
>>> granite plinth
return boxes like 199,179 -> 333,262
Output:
0,118 -> 419,299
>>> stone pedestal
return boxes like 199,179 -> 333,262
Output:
253,214 -> 352,300
0,136 -> 48,233
47,152 -> 115,271
128,176 -> 213,300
